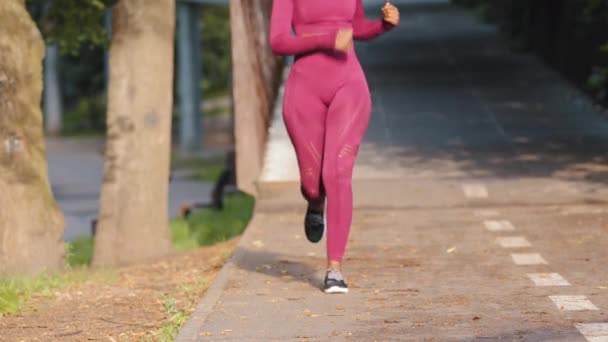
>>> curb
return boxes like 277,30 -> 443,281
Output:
175,211 -> 261,341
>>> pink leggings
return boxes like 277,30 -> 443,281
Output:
283,51 -> 371,262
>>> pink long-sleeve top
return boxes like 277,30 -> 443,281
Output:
270,0 -> 394,56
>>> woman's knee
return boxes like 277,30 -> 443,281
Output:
323,157 -> 356,189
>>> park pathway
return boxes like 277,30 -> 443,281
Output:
179,0 -> 608,340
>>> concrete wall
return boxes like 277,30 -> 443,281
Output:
229,0 -> 283,196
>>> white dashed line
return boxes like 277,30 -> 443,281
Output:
549,296 -> 598,311
484,220 -> 515,232
526,273 -> 571,287
463,184 -> 488,198
511,253 -> 548,265
474,209 -> 500,218
576,323 -> 608,342
496,236 -> 531,248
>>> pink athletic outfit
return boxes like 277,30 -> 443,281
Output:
270,0 -> 394,262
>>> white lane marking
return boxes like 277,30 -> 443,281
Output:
463,184 -> 488,198
474,210 -> 500,218
576,323 -> 608,342
484,220 -> 515,232
496,236 -> 531,248
550,296 -> 599,311
511,253 -> 548,265
527,273 -> 571,287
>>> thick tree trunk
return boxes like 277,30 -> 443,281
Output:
93,0 -> 175,266
230,0 -> 283,196
0,0 -> 65,276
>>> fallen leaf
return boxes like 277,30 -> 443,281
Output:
473,316 -> 481,321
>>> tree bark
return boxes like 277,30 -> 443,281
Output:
93,0 -> 175,266
0,0 -> 65,276
230,0 -> 283,196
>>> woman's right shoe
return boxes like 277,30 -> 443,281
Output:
304,205 -> 324,243
323,268 -> 349,294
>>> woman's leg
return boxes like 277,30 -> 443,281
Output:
282,73 -> 327,207
322,80 -> 372,266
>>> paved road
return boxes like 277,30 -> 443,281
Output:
46,137 -> 213,241
180,0 -> 608,340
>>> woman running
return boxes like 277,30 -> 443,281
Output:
269,0 -> 400,293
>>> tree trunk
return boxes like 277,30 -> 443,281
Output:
230,0 -> 283,196
0,0 -> 65,276
93,0 -> 175,266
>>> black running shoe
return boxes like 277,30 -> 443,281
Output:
304,205 -> 324,243
323,268 -> 349,294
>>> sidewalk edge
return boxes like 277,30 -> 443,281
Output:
175,212 -> 261,341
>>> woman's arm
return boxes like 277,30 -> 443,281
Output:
269,0 -> 337,56
352,0 -> 395,41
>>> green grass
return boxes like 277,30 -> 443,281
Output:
0,268 -> 115,317
171,192 -> 255,251
157,292 -> 189,342
153,277 -> 210,342
0,239 -> 112,316
66,236 -> 94,267
1,153 -> 253,319
67,193 -> 254,263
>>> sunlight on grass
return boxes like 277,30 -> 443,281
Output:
0,268 -> 116,316
171,192 -> 255,250
66,236 -> 94,267
1,149 -> 252,319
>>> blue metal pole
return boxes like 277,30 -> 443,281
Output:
191,5 -> 203,148
104,9 -> 112,98
43,44 -> 63,135
177,3 -> 202,153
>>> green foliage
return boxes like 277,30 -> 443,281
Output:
62,95 -> 106,136
171,192 -> 255,250
27,0 -> 115,56
200,5 -> 231,95
452,0 -> 608,105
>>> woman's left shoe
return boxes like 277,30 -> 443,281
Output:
323,268 -> 349,294
304,205 -> 324,243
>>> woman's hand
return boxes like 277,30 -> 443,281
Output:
334,28 -> 353,52
382,2 -> 400,26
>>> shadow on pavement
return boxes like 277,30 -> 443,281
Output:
232,247 -> 326,291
